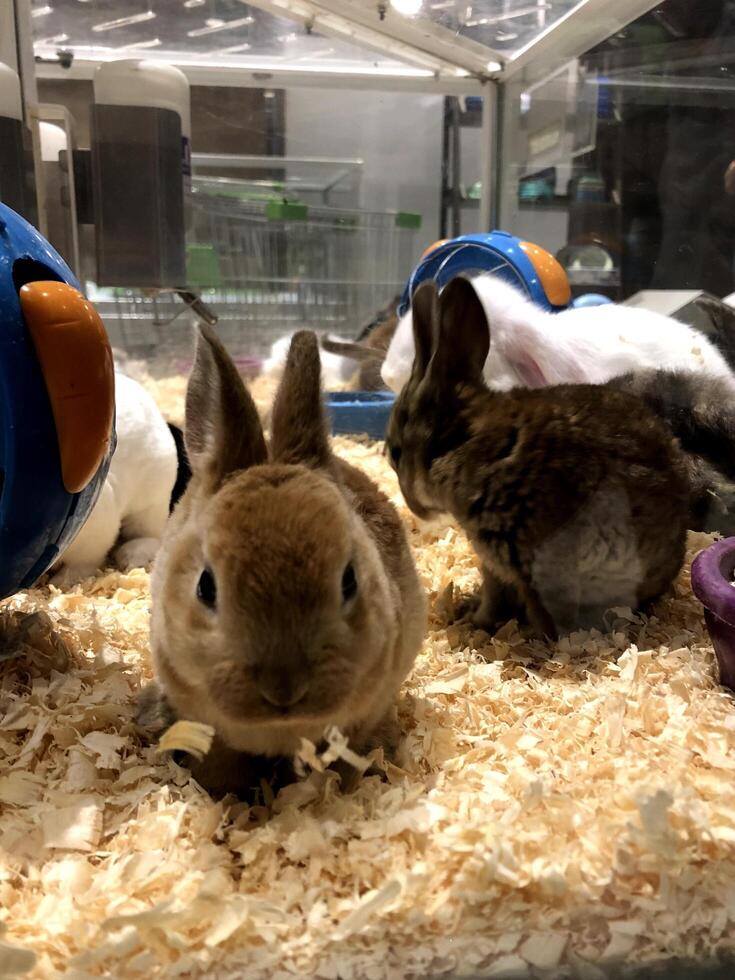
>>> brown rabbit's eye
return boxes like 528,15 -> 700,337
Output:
389,444 -> 402,466
341,563 -> 357,604
197,568 -> 217,609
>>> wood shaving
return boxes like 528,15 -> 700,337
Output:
0,379 -> 734,978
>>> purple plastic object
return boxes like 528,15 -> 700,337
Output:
691,537 -> 735,691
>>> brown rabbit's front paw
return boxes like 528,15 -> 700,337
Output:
468,607 -> 502,633
467,571 -> 522,633
135,682 -> 178,734
331,711 -> 400,792
187,740 -> 295,801
330,757 -> 368,793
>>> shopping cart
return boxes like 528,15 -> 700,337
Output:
96,178 -> 422,369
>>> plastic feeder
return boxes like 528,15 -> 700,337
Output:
325,391 -> 395,440
691,536 -> 735,692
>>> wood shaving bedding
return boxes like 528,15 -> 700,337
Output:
1,382 -> 735,979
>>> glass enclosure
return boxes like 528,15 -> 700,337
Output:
29,1 -> 735,375
500,1 -> 735,302
5,4 -> 735,979
51,80 -> 440,368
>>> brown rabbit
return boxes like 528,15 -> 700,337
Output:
139,326 -> 426,794
385,277 -> 690,640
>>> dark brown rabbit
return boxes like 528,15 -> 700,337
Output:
139,325 -> 426,796
608,367 -> 735,535
385,276 -> 690,640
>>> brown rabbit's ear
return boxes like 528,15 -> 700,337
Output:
270,330 -> 331,470
431,275 -> 490,385
185,325 -> 267,487
410,280 -> 439,382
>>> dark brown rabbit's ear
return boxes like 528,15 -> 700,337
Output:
270,330 -> 331,470
185,325 -> 267,489
410,280 -> 439,381
432,276 -> 490,384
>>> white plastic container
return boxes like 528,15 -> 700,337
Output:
0,60 -> 22,122
0,59 -> 36,222
39,121 -> 67,162
91,59 -> 192,287
93,60 -> 191,184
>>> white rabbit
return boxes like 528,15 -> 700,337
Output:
381,274 -> 735,394
50,372 -> 178,586
263,332 -> 357,388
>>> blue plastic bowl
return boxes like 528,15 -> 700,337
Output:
325,391 -> 396,440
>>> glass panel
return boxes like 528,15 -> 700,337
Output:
32,0 -> 407,72
423,0 -> 580,57
191,155 -> 365,208
500,0 -> 735,301
34,71 -> 442,371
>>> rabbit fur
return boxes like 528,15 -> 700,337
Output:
50,372 -> 178,586
381,274 -> 735,395
385,277 -> 690,640
263,332 -> 357,388
319,295 -> 401,391
140,325 -> 426,794
609,367 -> 735,535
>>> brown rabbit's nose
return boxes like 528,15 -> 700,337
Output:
257,671 -> 309,709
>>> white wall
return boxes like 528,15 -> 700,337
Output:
285,87 -> 444,243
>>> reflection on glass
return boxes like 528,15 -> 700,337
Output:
502,0 -> 735,301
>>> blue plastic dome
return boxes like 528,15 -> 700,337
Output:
398,231 -> 572,317
0,203 -> 115,599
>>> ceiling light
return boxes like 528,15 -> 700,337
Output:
469,3 -> 549,27
187,15 -> 254,37
31,5 -> 53,17
486,60 -> 502,72
184,0 -> 206,6
216,42 -> 252,54
390,0 -> 423,15
122,38 -> 162,49
93,11 -> 157,32
63,47 -> 434,78
305,48 -> 337,59
36,33 -> 68,45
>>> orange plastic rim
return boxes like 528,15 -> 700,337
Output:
519,241 -> 571,307
20,281 -> 115,494
421,238 -> 449,259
